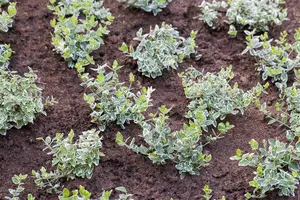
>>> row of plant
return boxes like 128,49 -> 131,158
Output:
6,173 -> 134,200
7,174 -> 225,200
0,1 -> 54,136
2,0 -> 300,199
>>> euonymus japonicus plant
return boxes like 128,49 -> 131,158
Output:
197,0 -> 288,37
120,22 -> 198,79
180,66 -> 265,134
0,44 -> 12,68
48,0 -> 114,73
0,67 -> 49,135
118,0 -> 172,16
117,66 -> 265,178
242,28 -> 300,91
231,81 -> 300,199
0,0 -> 16,32
32,129 -> 104,193
58,186 -> 134,200
81,60 -> 154,131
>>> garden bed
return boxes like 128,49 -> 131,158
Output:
0,0 -> 300,199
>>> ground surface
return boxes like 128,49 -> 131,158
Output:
0,0 -> 300,199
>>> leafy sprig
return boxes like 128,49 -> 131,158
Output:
118,0 -> 172,16
0,44 -> 12,68
59,186 -> 134,200
197,0 -> 288,37
5,174 -> 35,200
242,28 -> 300,90
0,0 -> 17,32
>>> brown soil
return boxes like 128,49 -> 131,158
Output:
0,0 -> 300,199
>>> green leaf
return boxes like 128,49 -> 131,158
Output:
116,132 -> 124,145
120,42 -> 128,53
249,139 -> 259,150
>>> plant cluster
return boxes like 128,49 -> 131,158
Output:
0,0 -> 16,32
180,66 -> 265,134
48,0 -> 114,72
117,67 -> 263,177
5,174 -> 35,200
242,28 -> 300,90
120,23 -> 198,78
202,185 -> 226,200
118,0 -> 172,16
231,83 -> 300,198
197,0 -> 288,37
0,68 -> 46,135
82,61 -> 154,131
32,129 -> 104,193
0,43 -> 12,68
59,186 -> 134,200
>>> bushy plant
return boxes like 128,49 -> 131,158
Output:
49,0 -> 114,72
231,139 -> 300,199
179,66 -> 265,133
0,44 -> 12,68
82,61 -> 154,131
202,185 -> 226,200
242,28 -> 300,90
198,0 -> 228,29
197,0 -> 287,37
5,174 -> 35,200
116,105 -> 212,178
32,129 -> 104,193
118,0 -> 172,16
59,186 -> 134,200
0,0 -> 16,32
120,23 -> 198,78
0,68 -> 45,135
231,83 -> 300,198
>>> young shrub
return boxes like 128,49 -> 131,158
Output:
242,28 -> 300,90
59,186 -> 134,200
231,83 -> 300,198
202,185 -> 226,200
82,61 -> 154,131
5,174 -> 35,200
0,68 -> 46,135
197,0 -> 287,37
49,0 -> 114,72
0,43 -> 12,68
231,139 -> 300,199
198,0 -> 228,29
118,0 -> 172,16
120,23 -> 198,79
32,129 -> 104,193
116,105 -> 212,178
179,66 -> 265,133
0,0 -> 17,32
